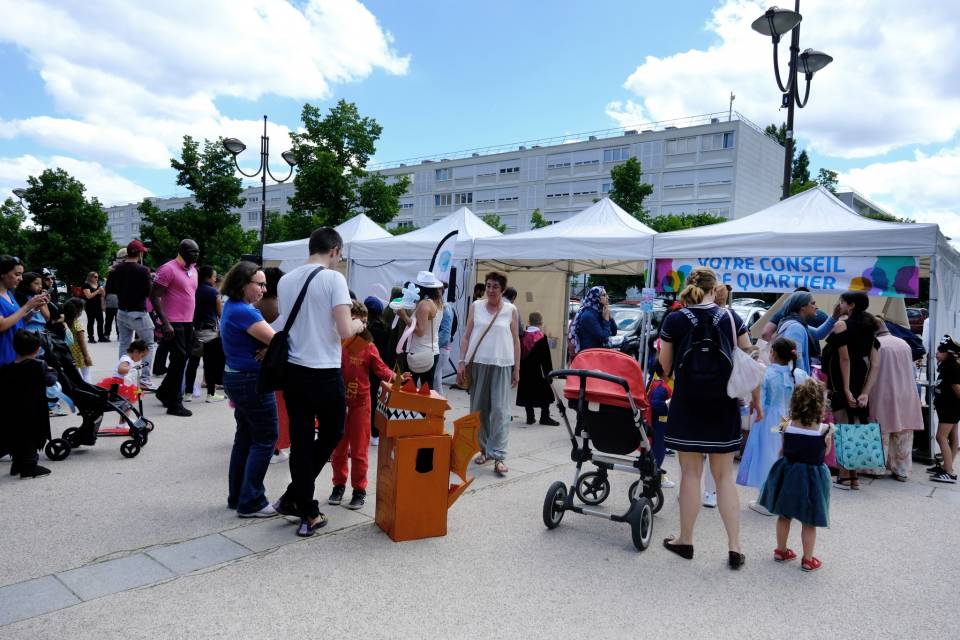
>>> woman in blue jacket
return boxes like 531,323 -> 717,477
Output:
569,286 -> 617,355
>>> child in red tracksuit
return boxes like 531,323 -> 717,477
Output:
329,301 -> 399,510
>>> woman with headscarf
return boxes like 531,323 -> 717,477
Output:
568,286 -> 617,356
774,291 -> 839,375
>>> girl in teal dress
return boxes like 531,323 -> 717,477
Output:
758,378 -> 833,572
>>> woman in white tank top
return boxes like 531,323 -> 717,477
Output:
457,272 -> 521,475
398,271 -> 444,388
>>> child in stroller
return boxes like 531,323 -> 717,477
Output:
38,331 -> 154,461
541,348 -> 661,551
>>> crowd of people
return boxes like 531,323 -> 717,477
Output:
3,232 -> 960,562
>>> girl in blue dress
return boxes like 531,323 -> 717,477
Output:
738,338 -> 807,511
758,378 -> 833,572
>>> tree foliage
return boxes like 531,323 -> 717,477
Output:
530,208 -> 550,229
608,157 -> 654,222
647,212 -> 727,233
0,198 -> 30,261
481,214 -> 508,233
18,169 -> 113,286
141,136 -> 258,272
388,224 -> 416,236
286,100 -> 409,233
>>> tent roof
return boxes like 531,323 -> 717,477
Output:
349,207 -> 501,261
262,213 -> 391,262
472,198 -> 655,273
654,186 -> 942,257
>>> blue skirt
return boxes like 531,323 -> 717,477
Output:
757,458 -> 831,527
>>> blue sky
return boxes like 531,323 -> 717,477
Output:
0,0 -> 957,239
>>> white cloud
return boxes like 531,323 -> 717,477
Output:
0,0 -> 410,168
607,0 -> 960,159
0,155 -> 153,206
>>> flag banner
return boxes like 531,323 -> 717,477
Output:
655,256 -> 919,297
430,230 -> 458,285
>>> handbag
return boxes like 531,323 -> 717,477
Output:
726,309 -> 765,399
407,306 -> 437,374
833,422 -> 885,470
460,304 -> 503,388
257,266 -> 324,394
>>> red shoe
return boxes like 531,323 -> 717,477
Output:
774,548 -> 797,562
801,556 -> 822,572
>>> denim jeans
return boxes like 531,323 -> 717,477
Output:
277,364 -> 346,519
116,310 -> 155,385
225,370 -> 278,514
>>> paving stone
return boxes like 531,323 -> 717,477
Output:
0,575 -> 80,626
56,554 -> 174,601
146,534 -> 250,575
507,456 -> 562,475
221,508 -> 371,553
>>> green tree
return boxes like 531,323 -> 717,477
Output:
530,208 -> 550,229
0,198 -> 30,261
388,224 -> 416,236
607,157 -> 654,223
19,169 -> 113,286
816,168 -> 838,193
792,150 -> 810,185
481,214 -> 508,233
289,100 -> 410,229
141,135 -> 257,272
647,211 -> 727,233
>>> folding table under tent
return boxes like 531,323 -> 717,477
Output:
652,185 -> 960,457
261,212 -> 392,275
470,197 -> 657,366
347,207 -> 503,383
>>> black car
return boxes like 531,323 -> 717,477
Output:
609,304 -> 666,361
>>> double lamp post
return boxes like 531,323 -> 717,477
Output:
751,1 -> 832,199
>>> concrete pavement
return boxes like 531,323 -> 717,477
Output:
1,339 -> 958,638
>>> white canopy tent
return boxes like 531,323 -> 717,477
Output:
471,198 -> 658,365
262,213 -> 391,273
654,186 -> 960,456
348,207 -> 503,383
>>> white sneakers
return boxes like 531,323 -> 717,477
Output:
371,437 -> 380,447
660,474 -> 676,489
703,491 -> 717,508
269,449 -> 290,464
748,500 -> 774,516
238,504 -> 277,518
206,393 -> 226,403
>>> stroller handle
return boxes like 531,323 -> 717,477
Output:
547,368 -> 632,395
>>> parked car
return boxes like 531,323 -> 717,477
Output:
730,297 -> 767,308
730,303 -> 769,332
609,303 -> 667,360
906,307 -> 928,334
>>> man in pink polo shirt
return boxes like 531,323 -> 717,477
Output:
151,239 -> 200,417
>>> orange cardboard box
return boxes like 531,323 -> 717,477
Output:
375,435 -> 451,541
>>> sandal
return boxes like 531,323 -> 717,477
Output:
774,548 -> 797,563
728,551 -> 746,570
662,536 -> 694,560
296,513 -> 328,537
494,460 -> 508,475
474,453 -> 489,465
850,473 -> 860,491
833,476 -> 853,491
801,556 -> 823,572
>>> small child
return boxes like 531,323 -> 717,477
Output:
62,297 -> 92,382
645,362 -> 674,488
330,301 -> 405,510
516,312 -> 559,426
930,335 -> 960,483
0,330 -> 53,478
113,339 -> 150,388
739,337 -> 806,513
757,378 -> 833,572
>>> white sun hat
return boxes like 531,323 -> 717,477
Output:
415,270 -> 443,288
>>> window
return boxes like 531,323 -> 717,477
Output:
603,147 -> 630,163
130,223 -> 140,234
498,195 -> 519,202
434,193 -> 452,207
248,211 -> 260,222
574,159 -> 599,166
435,168 -> 451,181
399,202 -> 414,209
665,137 -> 697,155
572,188 -> 598,196
601,182 -> 612,194
547,161 -> 571,169
454,192 -> 473,205
394,220 -> 414,230
702,132 -> 736,151
499,166 -> 520,174
545,191 -> 569,199
475,194 -> 496,204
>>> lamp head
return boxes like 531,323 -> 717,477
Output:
223,138 -> 246,156
799,48 -> 833,75
281,150 -> 297,167
751,6 -> 802,41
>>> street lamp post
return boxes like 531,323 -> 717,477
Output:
222,115 -> 296,261
752,1 -> 832,199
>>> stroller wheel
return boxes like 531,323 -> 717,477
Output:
120,440 -> 141,459
630,481 -> 665,514
45,438 -> 71,461
628,497 -> 654,551
135,431 -> 149,446
575,471 -> 610,505
143,419 -> 155,433
62,427 -> 81,448
542,481 -> 568,529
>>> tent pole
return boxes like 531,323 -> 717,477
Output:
927,254 -> 939,463
561,262 -> 572,367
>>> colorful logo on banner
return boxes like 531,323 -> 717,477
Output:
655,256 -> 919,297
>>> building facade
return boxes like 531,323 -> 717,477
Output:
105,113 -> 784,244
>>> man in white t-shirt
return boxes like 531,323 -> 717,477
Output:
272,227 -> 365,537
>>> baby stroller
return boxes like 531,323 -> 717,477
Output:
39,332 -> 154,461
541,348 -> 661,551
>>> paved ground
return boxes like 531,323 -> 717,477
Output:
2,339 -> 958,639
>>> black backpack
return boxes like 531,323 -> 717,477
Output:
675,307 -> 733,399
884,320 -> 926,361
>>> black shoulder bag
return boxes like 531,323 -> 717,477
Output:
257,266 -> 324,393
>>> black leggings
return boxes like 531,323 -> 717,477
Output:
86,307 -> 103,340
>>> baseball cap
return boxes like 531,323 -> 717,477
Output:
127,239 -> 148,255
